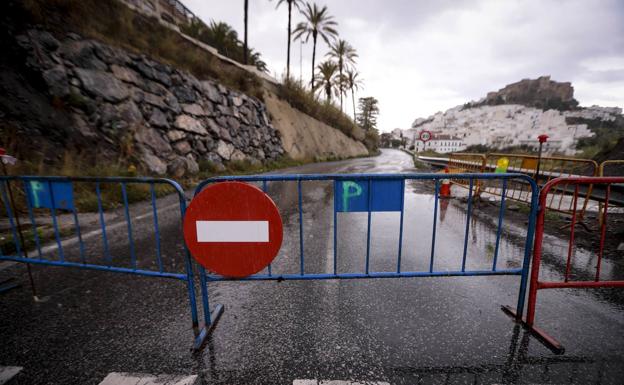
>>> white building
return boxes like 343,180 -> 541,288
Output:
403,104 -> 606,155
412,132 -> 466,153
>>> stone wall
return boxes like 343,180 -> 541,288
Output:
14,29 -> 284,176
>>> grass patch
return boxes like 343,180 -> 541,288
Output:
276,78 -> 366,144
16,0 -> 265,99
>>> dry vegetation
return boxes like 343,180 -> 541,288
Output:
17,0 -> 365,141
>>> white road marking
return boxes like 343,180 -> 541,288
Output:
294,380 -> 390,385
196,220 -> 269,242
98,372 -> 198,385
0,366 -> 23,385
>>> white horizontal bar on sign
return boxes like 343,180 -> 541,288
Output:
196,221 -> 269,243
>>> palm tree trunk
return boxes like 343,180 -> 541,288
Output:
339,61 -> 343,111
286,1 -> 292,80
243,0 -> 248,65
311,33 -> 317,89
351,88 -> 356,121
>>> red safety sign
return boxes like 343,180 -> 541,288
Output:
419,130 -> 432,143
183,181 -> 283,278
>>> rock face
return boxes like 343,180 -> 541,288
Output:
481,76 -> 578,110
11,29 -> 284,176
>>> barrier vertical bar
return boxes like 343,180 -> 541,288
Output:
522,181 -> 541,324
595,184 -> 610,282
47,180 -> 65,261
0,181 -> 22,256
95,182 -> 111,264
298,179 -> 304,275
121,183 -> 137,269
150,183 -> 164,273
461,178 -> 474,272
333,180 -> 338,275
429,179 -> 439,273
23,181 -> 43,259
365,178 -> 372,275
514,178 -> 539,320
199,266 -> 211,325
492,178 -> 507,271
173,182 -> 199,328
564,185 -> 579,282
71,207 -> 86,264
396,179 -> 405,273
262,180 -> 271,276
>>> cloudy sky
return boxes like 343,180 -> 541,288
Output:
185,0 -> 624,132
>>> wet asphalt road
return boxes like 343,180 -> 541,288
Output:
1,149 -> 623,384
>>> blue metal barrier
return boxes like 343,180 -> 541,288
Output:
192,173 -> 539,347
0,176 -> 201,343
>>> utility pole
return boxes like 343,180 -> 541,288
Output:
243,0 -> 249,65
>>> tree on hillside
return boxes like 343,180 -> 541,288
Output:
314,61 -> 339,102
293,3 -> 338,90
326,39 -> 357,111
345,69 -> 363,121
274,0 -> 305,80
356,97 -> 379,132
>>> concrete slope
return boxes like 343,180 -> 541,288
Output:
264,91 -> 369,161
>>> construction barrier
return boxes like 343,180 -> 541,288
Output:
0,176 -> 215,349
482,154 -> 598,220
599,160 -> 624,177
193,173 -> 539,342
446,153 -> 487,196
502,176 -> 624,354
598,160 -> 624,225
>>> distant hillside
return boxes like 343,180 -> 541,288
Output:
406,76 -> 623,157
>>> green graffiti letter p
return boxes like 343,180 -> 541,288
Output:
342,181 -> 363,212
30,181 -> 44,208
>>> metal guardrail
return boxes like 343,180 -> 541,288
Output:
503,176 -> 624,354
193,173 -> 539,341
0,175 -> 215,349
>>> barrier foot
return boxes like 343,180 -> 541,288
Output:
501,305 -> 565,355
0,278 -> 20,294
192,304 -> 224,352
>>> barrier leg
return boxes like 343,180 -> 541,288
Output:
502,201 -> 565,354
193,266 -> 224,352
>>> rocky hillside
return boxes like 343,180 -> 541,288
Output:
0,0 -> 369,177
477,76 -> 578,111
406,76 -> 623,156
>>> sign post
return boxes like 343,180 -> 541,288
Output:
183,182 -> 283,278
536,134 -> 549,184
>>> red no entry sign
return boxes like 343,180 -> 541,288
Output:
183,182 -> 283,278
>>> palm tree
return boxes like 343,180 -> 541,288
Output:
293,3 -> 338,90
314,61 -> 339,102
243,0 -> 249,64
327,39 -> 357,111
345,69 -> 363,120
274,0 -> 305,80
205,21 -> 240,58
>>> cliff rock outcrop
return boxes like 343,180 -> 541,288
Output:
1,28 -> 284,176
